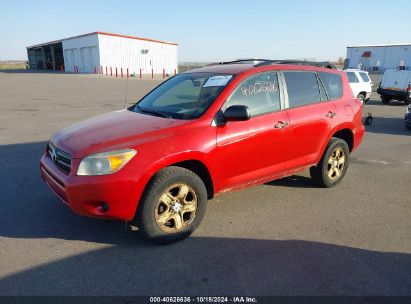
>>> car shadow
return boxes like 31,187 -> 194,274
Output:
364,117 -> 410,136
0,141 -> 411,296
0,237 -> 410,296
265,175 -> 316,188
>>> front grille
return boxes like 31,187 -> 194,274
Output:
48,143 -> 72,174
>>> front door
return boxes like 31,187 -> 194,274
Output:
216,72 -> 290,191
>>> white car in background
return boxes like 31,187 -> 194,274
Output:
345,69 -> 373,103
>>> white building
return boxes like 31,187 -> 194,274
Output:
27,31 -> 178,75
346,43 -> 411,72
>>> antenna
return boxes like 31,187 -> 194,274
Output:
123,51 -> 132,109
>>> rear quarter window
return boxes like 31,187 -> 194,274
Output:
283,71 -> 321,107
359,72 -> 370,82
347,72 -> 359,83
319,72 -> 343,100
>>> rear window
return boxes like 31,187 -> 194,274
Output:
283,71 -> 321,107
319,72 -> 343,100
347,72 -> 359,83
359,72 -> 370,82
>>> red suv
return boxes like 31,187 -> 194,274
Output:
40,60 -> 364,243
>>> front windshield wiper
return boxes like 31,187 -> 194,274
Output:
135,105 -> 173,119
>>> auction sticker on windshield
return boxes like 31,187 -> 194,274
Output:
203,75 -> 233,87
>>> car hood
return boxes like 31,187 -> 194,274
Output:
50,109 -> 188,158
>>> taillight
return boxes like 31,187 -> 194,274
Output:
407,82 -> 411,92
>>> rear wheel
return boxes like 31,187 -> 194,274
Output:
136,166 -> 207,244
310,138 -> 350,188
357,93 -> 366,104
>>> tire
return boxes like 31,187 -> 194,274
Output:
136,166 -> 208,244
381,95 -> 390,104
310,138 -> 350,188
357,93 -> 366,104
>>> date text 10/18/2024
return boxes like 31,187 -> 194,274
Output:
149,296 -> 258,303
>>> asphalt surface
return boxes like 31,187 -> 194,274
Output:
0,71 -> 410,296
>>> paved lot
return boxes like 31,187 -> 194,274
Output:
0,71 -> 410,296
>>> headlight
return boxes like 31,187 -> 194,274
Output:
406,105 -> 411,114
77,149 -> 137,176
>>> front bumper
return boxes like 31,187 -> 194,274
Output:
40,153 -> 145,221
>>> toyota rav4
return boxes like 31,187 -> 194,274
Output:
40,60 -> 365,243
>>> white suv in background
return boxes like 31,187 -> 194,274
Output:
345,69 -> 373,103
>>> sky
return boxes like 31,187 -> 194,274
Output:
1,0 -> 411,62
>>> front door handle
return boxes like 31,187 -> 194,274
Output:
274,121 -> 289,129
326,111 -> 337,118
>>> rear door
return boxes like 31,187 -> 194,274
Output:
216,71 -> 290,190
282,71 -> 338,171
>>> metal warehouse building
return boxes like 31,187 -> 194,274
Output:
346,43 -> 411,72
26,32 -> 178,75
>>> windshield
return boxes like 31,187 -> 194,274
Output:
132,72 -> 233,119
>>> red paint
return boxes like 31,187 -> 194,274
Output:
40,63 -> 364,222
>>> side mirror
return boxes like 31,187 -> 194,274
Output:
223,105 -> 251,122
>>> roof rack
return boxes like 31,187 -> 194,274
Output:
203,59 -> 271,66
204,59 -> 337,69
254,60 -> 337,69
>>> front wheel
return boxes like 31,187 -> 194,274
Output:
136,166 -> 207,244
310,138 -> 350,188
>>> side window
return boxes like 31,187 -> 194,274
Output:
283,71 -> 321,107
225,72 -> 280,116
347,72 -> 359,83
319,72 -> 343,100
359,72 -> 370,82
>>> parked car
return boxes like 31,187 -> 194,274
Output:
40,60 -> 365,243
405,104 -> 411,129
345,69 -> 373,103
377,69 -> 411,104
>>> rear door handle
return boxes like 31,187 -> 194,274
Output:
326,111 -> 337,118
274,121 -> 289,129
